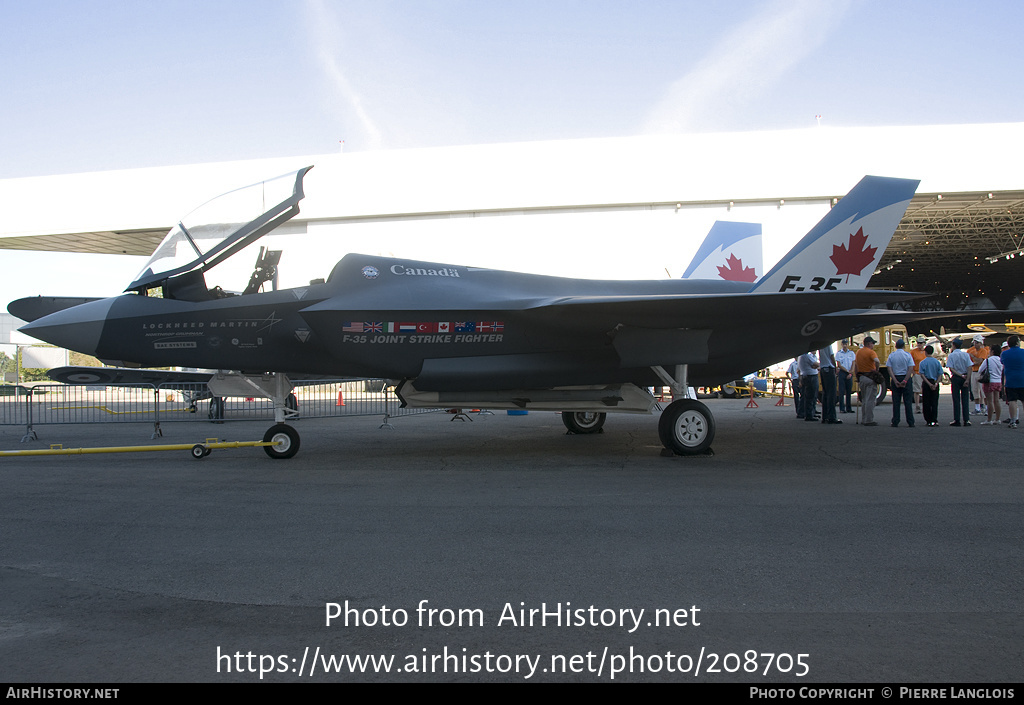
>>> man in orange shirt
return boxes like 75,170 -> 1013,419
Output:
855,336 -> 881,426
910,334 -> 928,414
969,335 -> 990,416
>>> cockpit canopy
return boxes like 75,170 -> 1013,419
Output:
127,166 -> 312,295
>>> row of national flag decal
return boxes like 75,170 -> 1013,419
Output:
342,321 -> 504,333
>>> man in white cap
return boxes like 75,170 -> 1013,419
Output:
969,335 -> 990,416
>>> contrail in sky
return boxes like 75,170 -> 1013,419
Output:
643,0 -> 855,134
305,0 -> 384,149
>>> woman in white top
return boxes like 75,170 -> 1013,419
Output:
980,345 -> 1004,425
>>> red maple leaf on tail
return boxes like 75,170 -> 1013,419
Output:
830,228 -> 877,283
716,253 -> 758,282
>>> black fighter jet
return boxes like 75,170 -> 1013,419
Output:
11,167 -> 932,458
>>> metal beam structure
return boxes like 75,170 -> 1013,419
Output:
873,190 -> 1024,310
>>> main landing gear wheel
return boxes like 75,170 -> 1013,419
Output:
561,411 -> 606,434
658,399 -> 715,455
208,396 -> 225,424
263,424 -> 300,459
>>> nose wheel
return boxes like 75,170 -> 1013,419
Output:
263,424 -> 300,459
658,399 -> 715,455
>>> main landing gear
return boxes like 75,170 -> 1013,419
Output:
561,411 -> 606,434
555,366 -> 717,456
651,363 -> 716,456
263,423 -> 300,459
658,398 -> 715,455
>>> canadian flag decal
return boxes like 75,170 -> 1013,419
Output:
830,228 -> 877,282
716,254 -> 758,282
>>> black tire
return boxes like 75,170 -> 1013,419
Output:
208,396 -> 225,423
191,444 -> 207,460
285,392 -> 299,418
875,376 -> 888,405
263,424 -> 300,459
658,399 -> 715,455
561,411 -> 606,434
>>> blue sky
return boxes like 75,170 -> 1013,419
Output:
2,0 -> 1022,179
2,0 -> 1023,326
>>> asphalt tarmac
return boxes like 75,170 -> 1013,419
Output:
1,399 -> 1021,683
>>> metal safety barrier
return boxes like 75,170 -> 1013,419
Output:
0,379 -> 442,443
30,383 -> 160,425
1,386 -> 31,440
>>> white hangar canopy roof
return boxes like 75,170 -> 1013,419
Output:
1,122 -> 1022,306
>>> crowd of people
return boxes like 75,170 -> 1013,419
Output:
786,334 -> 1024,428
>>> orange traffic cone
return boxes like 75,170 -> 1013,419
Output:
336,388 -> 346,406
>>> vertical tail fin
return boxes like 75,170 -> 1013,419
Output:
750,176 -> 919,293
681,221 -> 762,282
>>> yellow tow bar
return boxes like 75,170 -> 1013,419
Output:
0,438 -> 279,459
727,384 -> 793,399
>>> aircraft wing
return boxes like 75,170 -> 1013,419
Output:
47,366 -> 220,386
510,290 -> 931,375
46,366 -> 350,387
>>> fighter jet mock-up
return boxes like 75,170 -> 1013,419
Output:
13,168 -> 944,458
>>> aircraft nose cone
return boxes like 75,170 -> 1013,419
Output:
18,298 -> 116,355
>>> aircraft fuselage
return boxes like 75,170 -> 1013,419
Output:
22,252 -> 919,392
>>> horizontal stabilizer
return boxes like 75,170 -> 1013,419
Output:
539,290 -> 924,329
819,308 -> 1004,327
